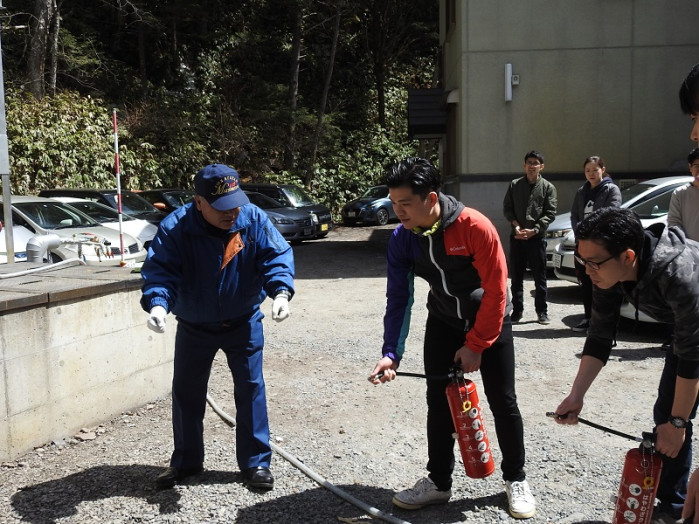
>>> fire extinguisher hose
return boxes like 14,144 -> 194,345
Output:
205,394 -> 413,524
545,412 -> 649,444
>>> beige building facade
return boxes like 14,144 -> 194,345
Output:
435,0 -> 699,238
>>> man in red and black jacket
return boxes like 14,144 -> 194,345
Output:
369,157 -> 536,519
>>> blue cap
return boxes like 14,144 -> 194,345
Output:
194,164 -> 250,211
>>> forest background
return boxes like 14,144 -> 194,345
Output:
2,0 -> 439,216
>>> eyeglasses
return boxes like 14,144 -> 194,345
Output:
525,161 -> 542,167
574,253 -> 615,271
690,163 -> 699,170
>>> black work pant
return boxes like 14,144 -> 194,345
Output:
509,237 -> 547,314
423,314 -> 526,490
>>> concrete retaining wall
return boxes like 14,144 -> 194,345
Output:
0,262 -> 174,462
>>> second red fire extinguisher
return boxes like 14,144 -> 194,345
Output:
446,372 -> 495,479
611,434 -> 662,524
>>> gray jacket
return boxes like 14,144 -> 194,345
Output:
570,178 -> 622,232
583,224 -> 699,378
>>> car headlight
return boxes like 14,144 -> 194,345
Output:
309,212 -> 319,224
270,216 -> 294,225
547,228 -> 571,238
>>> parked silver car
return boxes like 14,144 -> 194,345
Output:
545,175 -> 693,267
50,197 -> 158,249
244,191 -> 316,243
0,196 -> 147,265
553,187 -> 688,323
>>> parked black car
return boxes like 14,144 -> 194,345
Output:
341,185 -> 396,226
241,182 -> 333,238
38,189 -> 167,225
244,191 -> 315,243
139,188 -> 195,214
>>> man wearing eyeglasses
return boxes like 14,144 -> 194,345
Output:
553,206 -> 699,523
502,150 -> 557,325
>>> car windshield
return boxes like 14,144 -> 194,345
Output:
361,186 -> 389,199
15,201 -> 100,229
282,186 -> 315,206
105,192 -> 159,213
246,192 -> 284,209
619,182 -> 657,204
65,201 -> 135,223
630,191 -> 673,219
162,191 -> 194,207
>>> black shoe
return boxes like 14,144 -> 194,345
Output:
661,337 -> 673,351
537,312 -> 550,325
242,466 -> 274,490
510,310 -> 523,323
155,464 -> 204,489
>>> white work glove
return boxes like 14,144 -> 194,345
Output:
272,294 -> 290,322
147,305 -> 167,334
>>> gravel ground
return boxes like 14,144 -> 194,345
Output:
0,224 -> 690,524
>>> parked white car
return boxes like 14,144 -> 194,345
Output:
50,197 -> 158,249
553,187 -> 686,322
0,223 -> 35,263
0,195 -> 147,265
545,175 -> 693,268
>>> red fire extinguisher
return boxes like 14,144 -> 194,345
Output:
611,434 -> 662,524
445,372 -> 495,479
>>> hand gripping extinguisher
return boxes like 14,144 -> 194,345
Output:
612,432 -> 662,524
445,368 -> 495,479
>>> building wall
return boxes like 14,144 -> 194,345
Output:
439,0 -> 699,243
0,286 -> 174,462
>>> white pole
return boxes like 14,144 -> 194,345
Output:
112,108 -> 126,266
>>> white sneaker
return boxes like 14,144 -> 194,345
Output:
392,477 -> 451,510
506,480 -> 536,519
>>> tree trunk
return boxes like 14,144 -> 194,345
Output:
137,20 -> 148,99
305,4 -> 341,188
284,9 -> 303,171
27,0 -> 57,99
48,0 -> 60,96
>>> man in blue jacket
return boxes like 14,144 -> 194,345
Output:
141,163 -> 295,490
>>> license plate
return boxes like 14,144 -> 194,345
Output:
346,211 -> 356,218
553,253 -> 562,268
303,228 -> 312,236
320,223 -> 328,231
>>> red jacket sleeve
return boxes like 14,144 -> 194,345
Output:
445,208 -> 508,352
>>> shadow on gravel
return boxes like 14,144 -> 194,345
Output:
236,484 -> 509,523
10,464 -> 185,523
293,228 -> 393,280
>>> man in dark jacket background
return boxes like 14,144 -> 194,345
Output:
502,151 -> 558,324
141,163 -> 294,491
554,207 -> 699,523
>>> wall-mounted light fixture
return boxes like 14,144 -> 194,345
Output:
505,63 -> 519,102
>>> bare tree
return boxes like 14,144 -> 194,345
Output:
284,7 -> 304,171
306,1 -> 341,187
27,0 -> 58,98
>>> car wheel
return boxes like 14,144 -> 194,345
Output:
376,208 -> 390,226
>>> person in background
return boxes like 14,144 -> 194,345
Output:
369,157 -> 536,519
553,207 -> 699,524
680,62 -> 699,524
569,156 -> 621,333
140,163 -> 294,491
502,150 -> 558,325
668,147 -> 699,242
